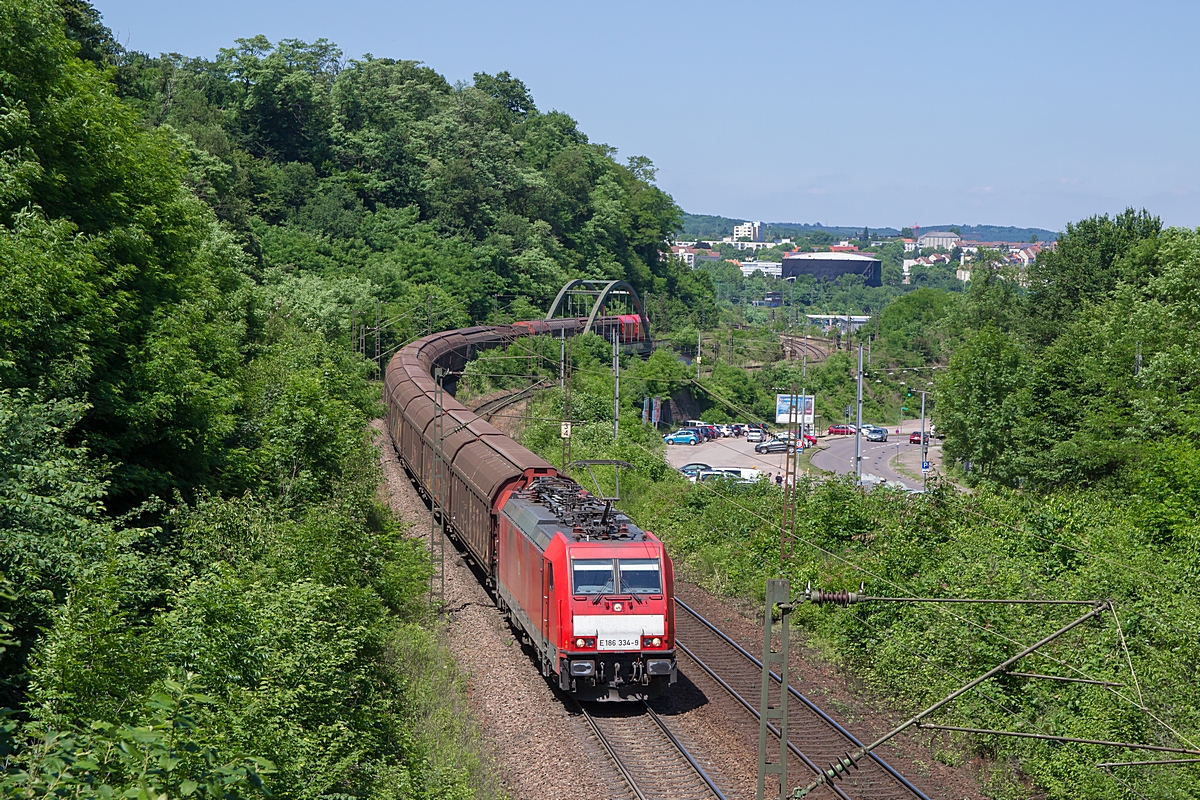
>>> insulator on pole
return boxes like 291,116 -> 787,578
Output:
805,581 -> 867,606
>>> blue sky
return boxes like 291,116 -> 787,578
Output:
95,0 -> 1200,231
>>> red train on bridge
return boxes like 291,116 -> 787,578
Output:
383,317 -> 674,701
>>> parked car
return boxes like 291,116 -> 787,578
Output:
716,424 -> 735,438
864,425 -> 888,442
755,439 -> 790,454
695,469 -> 757,486
909,431 -> 930,444
664,430 -> 700,445
745,428 -> 765,443
730,424 -> 745,437
780,430 -> 818,447
695,468 -> 742,481
677,462 -> 711,475
827,424 -> 857,435
681,426 -> 710,441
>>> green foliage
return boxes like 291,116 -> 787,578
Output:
934,215 -> 1200,492
0,6 -> 500,798
607,456 -> 1200,800
113,39 -> 700,330
2,676 -> 274,799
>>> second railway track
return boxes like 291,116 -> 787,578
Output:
579,699 -> 728,800
674,598 -> 931,800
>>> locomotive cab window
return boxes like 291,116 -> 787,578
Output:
572,559 -> 615,594
619,559 -> 662,594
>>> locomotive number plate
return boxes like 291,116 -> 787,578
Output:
598,636 -> 640,650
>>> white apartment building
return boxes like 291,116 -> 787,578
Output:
733,220 -> 762,241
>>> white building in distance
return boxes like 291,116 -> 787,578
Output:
733,220 -> 762,241
917,230 -> 961,250
738,260 -> 782,278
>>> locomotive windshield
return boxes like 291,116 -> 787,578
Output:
572,559 -> 615,594
619,559 -> 662,594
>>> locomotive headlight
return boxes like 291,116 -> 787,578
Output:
652,637 -> 662,647
575,638 -> 585,648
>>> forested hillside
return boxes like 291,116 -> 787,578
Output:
935,209 -> 1195,494
0,0 -> 711,795
112,31 -> 710,333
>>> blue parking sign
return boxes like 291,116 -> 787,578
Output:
921,461 -> 930,472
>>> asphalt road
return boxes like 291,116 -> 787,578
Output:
810,420 -> 945,489
811,435 -> 914,488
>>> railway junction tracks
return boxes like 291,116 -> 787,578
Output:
578,699 -> 728,800
674,598 -> 931,800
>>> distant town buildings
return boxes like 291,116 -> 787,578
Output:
732,220 -> 762,241
782,251 -> 882,287
959,241 -> 1046,269
724,241 -> 776,251
667,245 -> 722,267
737,260 -> 782,278
669,226 -> 1052,289
902,253 -> 952,284
917,230 -> 962,250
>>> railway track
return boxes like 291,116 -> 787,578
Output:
578,699 -> 728,800
674,599 -> 931,800
469,378 -> 552,421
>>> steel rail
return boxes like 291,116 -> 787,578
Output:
675,598 -> 931,800
641,701 -> 730,800
577,702 -> 649,800
576,699 -> 726,800
470,377 -> 552,420
674,638 -> 854,800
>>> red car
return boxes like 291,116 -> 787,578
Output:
827,424 -> 856,435
782,431 -> 819,446
909,431 -> 930,444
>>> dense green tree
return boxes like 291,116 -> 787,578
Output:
1023,209 -> 1160,347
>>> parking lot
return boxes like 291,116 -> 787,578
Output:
662,421 -> 946,490
661,433 -> 797,479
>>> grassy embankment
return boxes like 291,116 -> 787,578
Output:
483,334 -> 1200,800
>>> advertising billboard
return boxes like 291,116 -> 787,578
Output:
775,394 -> 814,426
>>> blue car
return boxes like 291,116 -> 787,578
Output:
664,429 -> 700,445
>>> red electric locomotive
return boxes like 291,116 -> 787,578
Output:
495,476 -> 676,701
384,321 -> 676,702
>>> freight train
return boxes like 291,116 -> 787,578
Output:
382,315 -> 674,701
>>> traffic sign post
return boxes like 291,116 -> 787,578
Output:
922,461 -> 931,472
